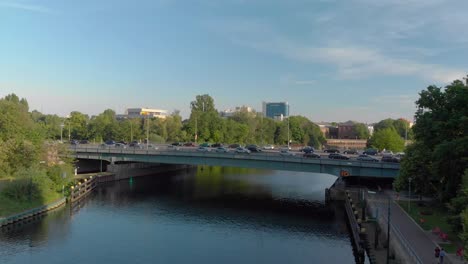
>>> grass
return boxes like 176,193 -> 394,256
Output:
397,200 -> 463,254
0,190 -> 61,218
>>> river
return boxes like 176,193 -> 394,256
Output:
0,166 -> 358,264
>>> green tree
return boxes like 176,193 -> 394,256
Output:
368,127 -> 405,152
354,123 -> 370,139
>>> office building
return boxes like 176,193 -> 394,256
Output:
262,102 -> 289,120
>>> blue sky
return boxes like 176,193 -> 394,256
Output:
1,0 -> 467,122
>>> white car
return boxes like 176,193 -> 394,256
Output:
263,144 -> 275,150
235,147 -> 250,154
215,147 -> 229,153
280,150 -> 295,156
197,146 -> 210,152
167,145 -> 180,151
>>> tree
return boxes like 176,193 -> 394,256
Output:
397,76 -> 468,237
354,123 -> 370,139
368,127 -> 405,152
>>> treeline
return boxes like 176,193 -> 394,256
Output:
0,94 -> 72,215
34,94 -> 326,148
367,118 -> 411,152
395,77 -> 468,258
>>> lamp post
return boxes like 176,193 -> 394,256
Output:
67,116 -> 71,142
146,114 -> 149,149
287,116 -> 290,149
60,123 -> 65,143
386,197 -> 391,264
408,177 -> 413,213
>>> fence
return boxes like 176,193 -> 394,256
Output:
0,197 -> 66,227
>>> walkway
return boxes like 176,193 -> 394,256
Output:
367,190 -> 466,264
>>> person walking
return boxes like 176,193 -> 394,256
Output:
439,247 -> 446,264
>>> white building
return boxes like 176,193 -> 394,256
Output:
124,108 -> 168,119
220,106 -> 254,118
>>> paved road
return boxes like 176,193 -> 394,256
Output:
368,192 -> 440,264
73,143 -> 391,163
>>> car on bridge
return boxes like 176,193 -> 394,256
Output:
211,143 -> 223,148
229,144 -> 241,148
328,153 -> 349,160
246,145 -> 262,152
70,140 -> 80,145
105,140 -> 116,146
303,152 -> 320,159
235,147 -> 250,154
301,146 -> 314,153
184,142 -> 197,147
263,144 -> 274,150
129,142 -> 143,149
171,142 -> 183,146
343,149 -> 358,155
199,142 -> 211,148
381,156 -> 400,163
215,147 -> 229,153
324,148 -> 340,153
79,140 -> 89,144
197,146 -> 210,152
167,145 -> 180,151
363,148 -> 378,155
280,149 -> 295,156
357,154 -> 378,162
115,143 -> 127,149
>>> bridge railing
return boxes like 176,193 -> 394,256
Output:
70,146 -> 400,171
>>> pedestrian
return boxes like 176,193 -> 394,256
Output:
439,247 -> 446,264
434,246 -> 440,258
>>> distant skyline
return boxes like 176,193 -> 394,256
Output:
1,0 -> 467,122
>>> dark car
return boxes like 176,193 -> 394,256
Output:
117,141 -> 127,145
343,149 -> 358,155
171,142 -> 183,146
301,146 -> 315,153
246,146 -> 262,152
211,143 -> 223,148
324,148 -> 340,153
199,142 -> 211,148
184,142 -> 196,147
303,152 -> 320,159
229,143 -> 241,148
328,153 -> 349,160
79,139 -> 89,144
105,140 -> 116,145
381,156 -> 400,163
363,148 -> 378,155
70,139 -> 79,145
357,154 -> 379,162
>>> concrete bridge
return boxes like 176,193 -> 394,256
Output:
71,146 -> 400,178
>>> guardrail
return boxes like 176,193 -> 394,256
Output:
70,176 -> 98,203
0,197 -> 66,227
365,193 -> 423,264
70,146 -> 400,170
344,190 -> 365,262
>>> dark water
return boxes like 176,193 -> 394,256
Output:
0,166 -> 357,264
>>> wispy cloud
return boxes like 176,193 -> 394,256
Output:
0,1 -> 54,14
211,19 -> 465,83
294,80 -> 316,85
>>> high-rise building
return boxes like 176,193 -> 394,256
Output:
262,102 -> 289,120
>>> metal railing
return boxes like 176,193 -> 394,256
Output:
366,193 -> 423,264
0,197 -> 66,227
70,146 -> 401,170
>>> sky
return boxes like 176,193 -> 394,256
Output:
1,0 -> 467,123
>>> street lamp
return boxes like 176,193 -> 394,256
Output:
287,116 -> 290,149
408,177 -> 413,212
60,123 -> 65,143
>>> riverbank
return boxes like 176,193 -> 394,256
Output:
0,189 -> 62,218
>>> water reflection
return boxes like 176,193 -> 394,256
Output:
0,166 -> 355,264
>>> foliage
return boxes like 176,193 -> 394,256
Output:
396,77 -> 468,238
368,127 -> 405,152
374,118 -> 413,140
354,123 -> 370,139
